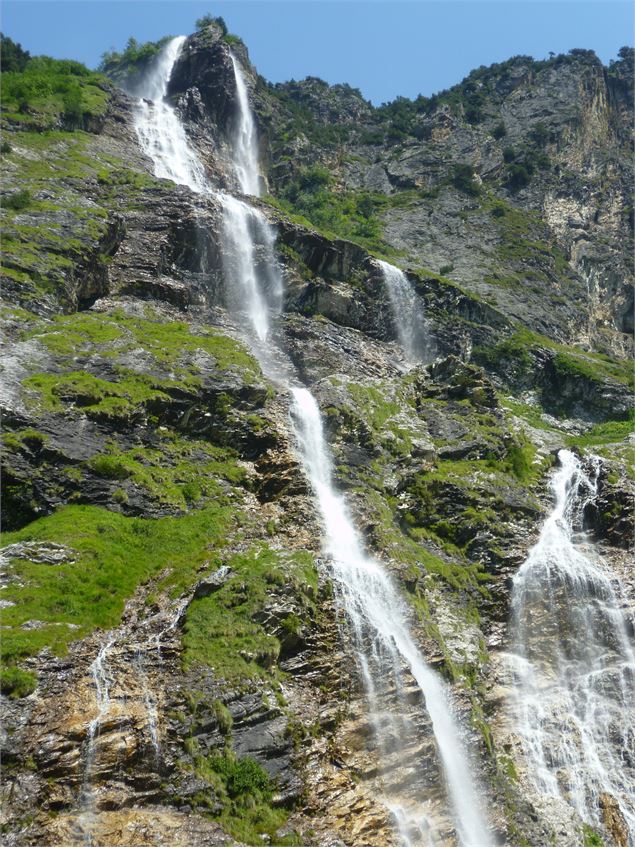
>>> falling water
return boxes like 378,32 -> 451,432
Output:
510,449 -> 635,843
220,192 -> 283,344
291,387 -> 493,847
79,639 -> 115,845
133,36 -> 493,847
131,36 -> 208,192
134,651 -> 161,759
377,259 -> 430,362
229,53 -> 260,196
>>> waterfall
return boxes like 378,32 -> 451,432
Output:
133,37 -> 493,847
131,36 -> 208,192
509,449 -> 635,843
290,387 -> 493,847
79,638 -> 115,846
229,53 -> 260,196
377,259 -> 430,362
220,192 -> 283,344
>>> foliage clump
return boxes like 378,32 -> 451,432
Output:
196,14 -> 227,33
0,666 -> 37,698
0,33 -> 30,72
98,35 -> 173,77
270,165 -> 389,253
452,163 -> 480,196
1,52 -> 109,128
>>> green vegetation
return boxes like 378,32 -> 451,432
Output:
86,437 -> 245,508
565,415 -> 634,449
21,308 -> 261,425
0,131 -> 119,304
26,307 -> 260,380
267,79 -> 355,151
187,743 -> 297,845
196,13 -> 226,32
0,666 -> 37,698
183,545 -> 317,683
452,163 -> 480,196
98,35 -> 173,77
270,164 -> 391,254
3,189 -> 31,210
474,325 -> 634,400
582,824 -> 605,847
1,51 -> 109,129
0,33 -> 30,73
0,502 -> 233,668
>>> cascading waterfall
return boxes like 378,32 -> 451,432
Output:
220,193 -> 283,345
133,37 -> 493,847
509,449 -> 635,843
134,651 -> 160,759
79,639 -> 114,845
229,53 -> 260,196
290,388 -> 493,847
132,36 -> 208,192
377,259 -> 430,362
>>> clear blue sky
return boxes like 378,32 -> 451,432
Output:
2,1 -> 633,104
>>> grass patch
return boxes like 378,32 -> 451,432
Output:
0,666 -> 38,698
189,746 -> 297,845
1,55 -> 110,130
26,307 -> 261,380
182,546 -> 317,683
86,436 -> 245,508
565,416 -> 634,449
0,503 -> 233,666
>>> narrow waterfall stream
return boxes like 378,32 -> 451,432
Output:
79,639 -> 115,845
290,387 -> 493,847
509,449 -> 635,844
229,53 -> 260,196
132,36 -> 493,847
377,259 -> 430,362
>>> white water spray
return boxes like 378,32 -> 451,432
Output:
229,53 -> 260,196
132,36 -> 207,192
377,259 -> 430,362
220,192 -> 283,344
291,387 -> 493,847
510,449 -> 635,843
79,639 -> 115,845
133,36 -> 493,847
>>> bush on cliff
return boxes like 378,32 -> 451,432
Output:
1,53 -> 109,126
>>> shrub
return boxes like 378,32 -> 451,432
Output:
1,140 -> 12,154
451,163 -> 480,196
90,454 -> 131,480
529,122 -> 550,146
359,129 -> 384,145
439,264 -> 454,276
209,753 -> 272,799
62,85 -> 83,127
492,121 -> 507,139
0,666 -> 37,698
212,699 -> 233,735
506,163 -> 532,192
3,189 -> 31,210
196,14 -> 227,33
0,33 -> 30,72
502,146 -> 516,163
98,35 -> 172,76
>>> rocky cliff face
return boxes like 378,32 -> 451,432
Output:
1,23 -> 633,847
